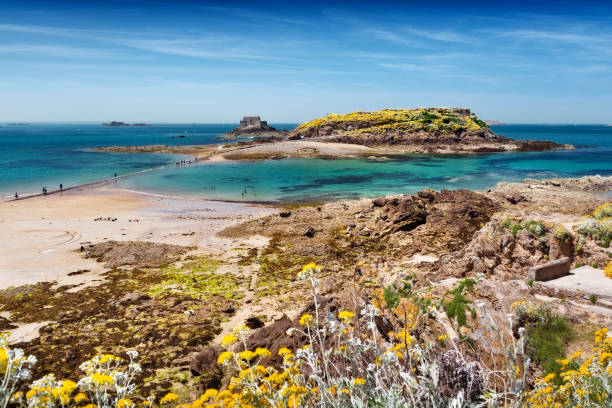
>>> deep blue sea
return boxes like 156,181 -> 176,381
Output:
1,123 -> 610,202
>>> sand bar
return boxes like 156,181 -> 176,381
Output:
0,187 -> 273,289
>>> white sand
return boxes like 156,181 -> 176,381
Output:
0,187 -> 274,289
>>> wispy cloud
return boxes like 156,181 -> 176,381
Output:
369,29 -> 419,46
200,6 -> 308,25
0,44 -> 125,59
494,29 -> 612,44
406,28 -> 470,43
378,62 -> 499,83
369,27 -> 471,46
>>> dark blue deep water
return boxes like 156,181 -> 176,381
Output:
1,123 -> 610,202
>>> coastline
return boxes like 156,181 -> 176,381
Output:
0,186 -> 274,290
2,172 -> 610,390
93,137 -> 575,161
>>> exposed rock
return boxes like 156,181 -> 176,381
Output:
109,292 -> 150,307
245,316 -> 265,329
505,194 -> 527,204
85,240 -> 192,268
523,175 -> 612,192
190,346 -> 225,393
371,196 -> 427,235
303,226 -> 316,237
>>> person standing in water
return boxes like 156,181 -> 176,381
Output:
59,183 -> 63,191
14,192 -> 18,199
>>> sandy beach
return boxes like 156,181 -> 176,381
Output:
0,187 -> 274,289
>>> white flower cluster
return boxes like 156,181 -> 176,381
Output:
0,333 -> 37,408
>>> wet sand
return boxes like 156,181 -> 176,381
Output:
0,187 -> 274,289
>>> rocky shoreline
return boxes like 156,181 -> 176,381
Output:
2,175 -> 610,398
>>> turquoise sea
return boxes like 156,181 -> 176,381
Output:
1,123 -> 610,202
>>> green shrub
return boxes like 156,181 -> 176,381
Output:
441,278 -> 477,330
512,301 -> 573,378
511,224 -> 523,237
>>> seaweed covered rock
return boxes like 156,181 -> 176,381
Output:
85,240 -> 193,268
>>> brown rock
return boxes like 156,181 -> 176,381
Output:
190,346 -> 224,393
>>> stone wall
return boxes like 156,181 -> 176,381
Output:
527,257 -> 571,281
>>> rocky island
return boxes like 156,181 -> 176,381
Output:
96,107 -> 573,160
103,121 -> 150,126
220,116 -> 289,140
289,108 -> 571,153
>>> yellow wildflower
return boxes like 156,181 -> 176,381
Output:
160,393 -> 179,404
116,398 -> 135,408
91,373 -> 114,386
338,310 -> 355,322
299,314 -> 314,327
239,350 -> 257,362
217,351 -> 233,365
353,378 -> 366,386
254,347 -> 271,358
221,334 -> 237,347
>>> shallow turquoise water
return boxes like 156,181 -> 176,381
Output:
117,125 -> 612,203
0,123 -> 294,198
2,124 -> 610,202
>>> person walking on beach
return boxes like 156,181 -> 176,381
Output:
14,192 -> 18,199
59,183 -> 63,191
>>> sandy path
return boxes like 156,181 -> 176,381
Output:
0,187 -> 274,289
221,140 -> 378,156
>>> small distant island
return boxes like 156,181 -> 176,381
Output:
220,116 -> 289,139
485,120 -> 506,126
102,121 -> 150,127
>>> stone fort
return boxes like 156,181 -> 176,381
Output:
239,116 -> 268,129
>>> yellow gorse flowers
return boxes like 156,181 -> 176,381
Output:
294,108 -> 486,135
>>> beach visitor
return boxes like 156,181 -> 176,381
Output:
14,192 -> 18,199
42,186 -> 47,195
59,183 -> 63,191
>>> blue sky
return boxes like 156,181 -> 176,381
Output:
1,0 -> 611,123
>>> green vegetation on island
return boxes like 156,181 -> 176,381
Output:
294,107 -> 487,135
